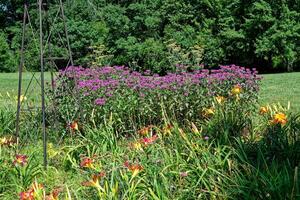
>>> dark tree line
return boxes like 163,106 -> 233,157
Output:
0,0 -> 299,73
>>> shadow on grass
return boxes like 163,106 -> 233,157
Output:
232,124 -> 300,200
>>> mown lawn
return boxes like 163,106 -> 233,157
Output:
0,72 -> 299,111
259,72 -> 300,112
0,72 -> 52,106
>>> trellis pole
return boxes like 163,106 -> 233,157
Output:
39,0 -> 47,168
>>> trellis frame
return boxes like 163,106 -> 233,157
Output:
15,0 -> 74,168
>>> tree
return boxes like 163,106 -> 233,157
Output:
255,5 -> 300,71
0,32 -> 17,72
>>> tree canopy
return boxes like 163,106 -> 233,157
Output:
0,0 -> 299,72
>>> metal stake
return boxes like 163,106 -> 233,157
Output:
16,2 -> 28,142
39,0 -> 47,169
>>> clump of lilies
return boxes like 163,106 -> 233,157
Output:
20,182 -> 61,200
130,134 -> 158,151
140,135 -> 158,146
259,105 -> 288,126
137,125 -> 155,136
131,126 -> 160,150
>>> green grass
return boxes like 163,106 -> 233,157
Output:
259,72 -> 300,112
0,72 -> 299,112
0,72 -> 51,107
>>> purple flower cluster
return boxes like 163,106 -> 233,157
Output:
57,65 -> 261,107
54,65 -> 261,133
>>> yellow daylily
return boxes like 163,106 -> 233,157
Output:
15,95 -> 27,103
132,142 -> 143,151
215,96 -> 226,104
203,107 -> 215,117
231,85 -> 242,95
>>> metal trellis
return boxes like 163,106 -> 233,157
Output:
15,0 -> 74,169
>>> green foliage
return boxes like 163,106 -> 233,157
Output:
115,37 -> 167,72
0,32 -> 17,72
0,0 -> 300,71
255,5 -> 300,71
0,102 -> 299,199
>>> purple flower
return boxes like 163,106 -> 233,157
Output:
95,98 -> 106,106
180,171 -> 188,177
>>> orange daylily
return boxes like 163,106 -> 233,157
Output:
137,125 -> 154,136
140,135 -> 158,146
80,157 -> 94,169
20,181 -> 43,200
124,161 -> 143,177
259,106 -> 268,115
20,190 -> 34,200
69,121 -> 79,131
81,172 -> 106,188
272,112 -> 288,125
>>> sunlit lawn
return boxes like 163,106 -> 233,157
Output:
0,72 -> 52,107
259,72 -> 300,113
